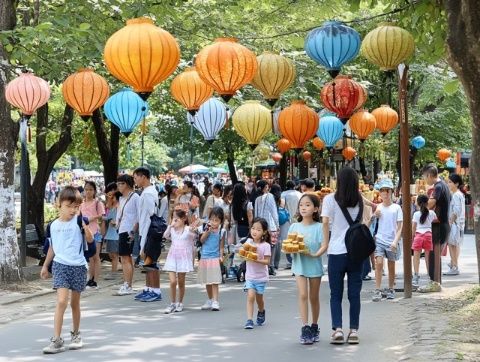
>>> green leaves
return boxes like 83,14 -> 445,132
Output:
443,79 -> 459,94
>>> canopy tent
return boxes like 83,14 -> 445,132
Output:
210,166 -> 228,173
178,164 -> 209,174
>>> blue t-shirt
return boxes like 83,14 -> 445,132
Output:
288,222 -> 324,278
104,208 -> 119,241
201,230 -> 222,259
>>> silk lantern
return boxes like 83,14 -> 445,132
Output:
278,100 -> 319,151
320,75 -> 367,123
277,138 -> 291,153
372,105 -> 398,136
104,17 -> 180,99
437,148 -> 451,163
361,23 -> 415,71
305,21 -> 361,78
312,137 -> 325,150
349,109 -> 376,141
170,67 -> 214,115
251,52 -> 295,106
62,68 -> 110,120
272,152 -> 282,163
191,98 -> 227,144
303,151 -> 312,161
195,38 -> 257,102
5,71 -> 50,118
446,159 -> 456,169
317,115 -> 343,149
411,136 -> 425,150
232,100 -> 272,149
342,146 -> 357,161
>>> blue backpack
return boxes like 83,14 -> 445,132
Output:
278,206 -> 290,225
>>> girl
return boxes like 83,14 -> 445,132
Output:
175,181 -> 200,221
198,207 -> 225,311
290,193 -> 326,345
445,174 -> 466,275
40,186 -> 93,354
163,209 -> 198,314
243,218 -> 271,330
412,194 -> 437,287
79,181 -> 105,289
103,182 -> 120,276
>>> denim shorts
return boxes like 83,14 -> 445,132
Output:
375,242 -> 400,261
244,280 -> 267,295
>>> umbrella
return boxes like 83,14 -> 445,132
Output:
178,164 -> 209,174
210,166 -> 228,174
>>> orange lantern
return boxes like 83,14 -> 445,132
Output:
349,109 -> 376,141
272,152 -> 283,163
170,67 -> 214,115
104,18 -> 180,99
303,151 -> 312,161
342,146 -> 357,161
278,100 -> 319,151
372,104 -> 398,136
5,71 -> 50,117
195,38 -> 258,102
62,68 -> 110,120
277,138 -> 291,153
312,137 -> 325,150
437,148 -> 451,162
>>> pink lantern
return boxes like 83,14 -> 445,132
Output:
5,72 -> 51,118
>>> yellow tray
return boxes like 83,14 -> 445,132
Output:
239,254 -> 259,262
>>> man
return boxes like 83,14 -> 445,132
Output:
281,180 -> 302,268
133,167 -> 162,302
419,164 -> 451,293
300,178 -> 316,193
202,183 -> 224,219
115,174 -> 139,296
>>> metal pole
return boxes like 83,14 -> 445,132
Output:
141,132 -> 145,166
190,123 -> 194,166
20,116 -> 28,267
398,64 -> 412,298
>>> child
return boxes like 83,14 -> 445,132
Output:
162,209 -> 198,314
372,179 -> 403,302
198,206 -> 225,311
243,217 -> 272,329
412,194 -> 437,287
103,182 -> 120,276
290,193 -> 327,345
40,186 -> 93,354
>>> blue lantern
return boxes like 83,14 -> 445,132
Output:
317,115 -> 344,148
445,159 -> 456,169
188,98 -> 226,144
411,136 -> 426,150
104,88 -> 149,138
305,21 -> 361,78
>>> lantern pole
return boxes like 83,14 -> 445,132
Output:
20,115 -> 29,267
398,63 -> 412,298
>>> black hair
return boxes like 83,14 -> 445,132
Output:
297,193 -> 321,222
256,179 -> 268,192
232,183 -> 248,222
223,185 -> 233,199
117,174 -> 134,189
422,164 -> 438,178
173,209 -> 189,225
335,166 -> 362,208
134,167 -> 151,179
417,194 -> 430,224
448,173 -> 465,193
286,180 -> 296,190
213,183 -> 223,192
303,178 -> 315,189
184,180 -> 194,189
209,206 -> 225,225
84,180 -> 97,197
105,182 -> 117,194
270,184 -> 282,206
249,217 -> 271,245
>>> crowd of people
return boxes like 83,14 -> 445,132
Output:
40,164 -> 467,354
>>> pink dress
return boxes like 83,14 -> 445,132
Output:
163,227 -> 196,273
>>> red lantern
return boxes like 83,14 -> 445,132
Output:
437,148 -> 451,162
342,146 -> 357,161
272,152 -> 282,163
312,137 -> 325,150
276,138 -> 291,153
303,151 -> 312,161
5,72 -> 50,117
349,109 -> 376,141
320,75 -> 366,123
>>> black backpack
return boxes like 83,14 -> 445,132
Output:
339,201 -> 376,263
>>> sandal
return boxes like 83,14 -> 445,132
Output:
347,330 -> 359,344
330,329 -> 345,344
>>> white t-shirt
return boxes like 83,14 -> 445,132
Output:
158,196 -> 169,221
138,185 -> 158,249
375,203 -> 403,245
412,210 -> 437,234
116,192 -> 140,234
50,217 -> 87,267
321,193 -> 360,255
450,190 -> 466,227
281,190 -> 302,222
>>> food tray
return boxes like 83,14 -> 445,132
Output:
239,254 -> 259,262
281,248 -> 309,255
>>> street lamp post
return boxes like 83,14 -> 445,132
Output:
19,117 -> 28,267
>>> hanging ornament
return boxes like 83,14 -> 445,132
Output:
272,152 -> 282,163
278,100 -> 319,151
342,146 -> 357,161
276,138 -> 291,153
251,52 -> 295,106
372,104 -> 398,136
190,98 -> 227,144
312,137 -> 325,150
437,148 -> 452,163
445,159 -> 456,169
305,20 -> 361,78
5,71 -> 51,117
232,100 -> 271,149
254,143 -> 271,161
349,109 -> 376,141
303,151 -> 312,161
317,115 -> 344,149
411,136 -> 426,150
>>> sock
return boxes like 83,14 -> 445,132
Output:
153,288 -> 161,294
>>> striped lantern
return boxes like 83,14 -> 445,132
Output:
188,98 -> 227,144
232,100 -> 272,149
349,109 -> 376,141
5,71 -> 50,117
170,67 -> 214,115
317,115 -> 344,149
278,100 -> 319,151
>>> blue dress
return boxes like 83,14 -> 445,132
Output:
288,222 -> 324,278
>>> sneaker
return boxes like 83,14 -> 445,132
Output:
164,303 -> 177,314
134,289 -> 149,300
447,262 -> 452,269
211,300 -> 220,311
300,325 -> 314,345
43,337 -> 66,354
175,303 -> 184,312
244,319 -> 254,329
443,266 -> 459,275
412,274 -> 420,288
201,300 -> 212,310
386,288 -> 395,300
141,291 -> 162,302
311,324 -> 320,342
116,282 -> 133,296
256,310 -> 266,326
418,280 -> 441,293
372,289 -> 382,302
85,280 -> 98,290
69,331 -> 83,350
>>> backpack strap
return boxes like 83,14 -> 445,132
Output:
339,200 -> 364,226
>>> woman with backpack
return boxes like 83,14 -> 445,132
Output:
270,184 -> 289,270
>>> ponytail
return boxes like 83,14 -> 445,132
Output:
417,194 -> 429,224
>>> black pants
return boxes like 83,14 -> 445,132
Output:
429,223 -> 450,282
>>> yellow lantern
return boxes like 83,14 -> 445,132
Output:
361,23 -> 415,71
251,52 -> 295,107
104,17 -> 180,99
232,100 -> 272,149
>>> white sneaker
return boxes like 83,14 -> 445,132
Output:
211,300 -> 220,311
175,303 -> 184,312
201,299 -> 212,310
164,303 -> 176,314
116,282 -> 133,296
69,331 -> 83,350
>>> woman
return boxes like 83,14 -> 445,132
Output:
445,173 -> 466,275
321,167 -> 363,344
231,183 -> 253,240
175,181 -> 200,218
222,185 -> 233,228
270,184 -> 286,270
103,182 -> 121,276
166,184 -> 178,223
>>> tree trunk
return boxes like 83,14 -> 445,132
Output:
444,0 -> 480,284
359,157 -> 367,178
0,0 -> 22,284
27,104 -> 74,238
373,158 -> 381,180
91,109 -> 119,186
279,155 -> 287,189
225,143 -> 238,184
